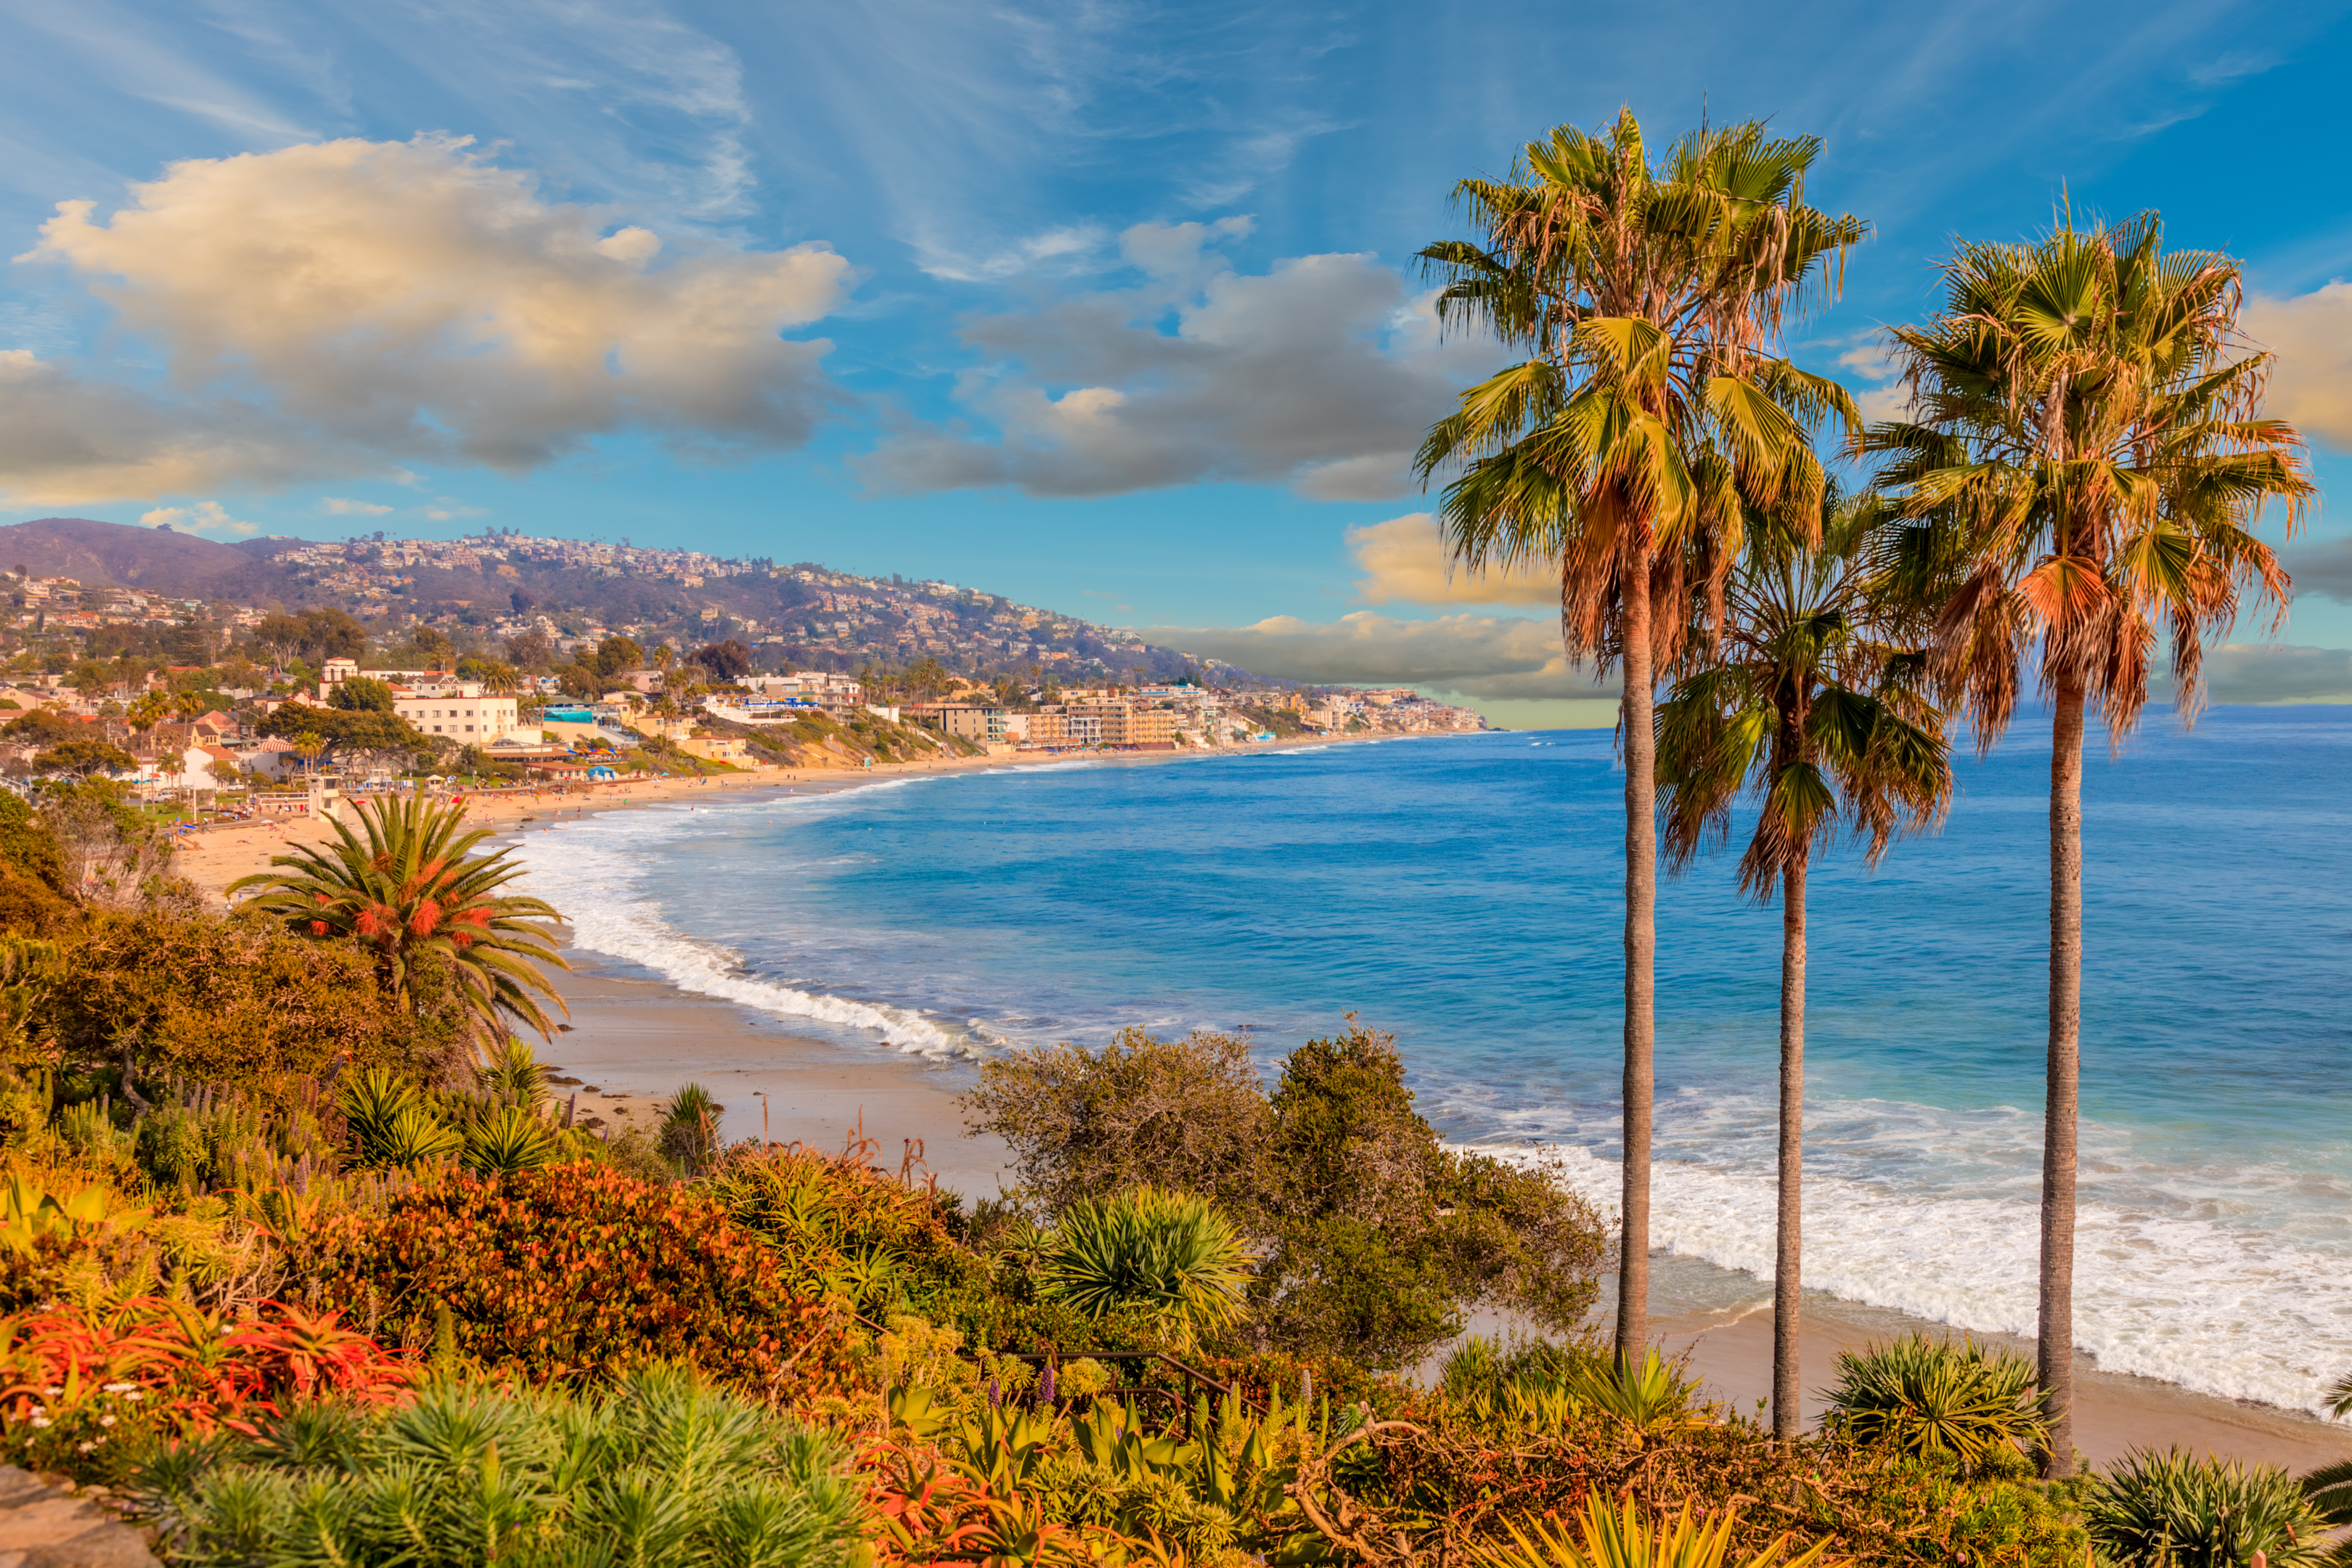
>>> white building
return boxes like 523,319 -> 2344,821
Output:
317,657 -> 525,742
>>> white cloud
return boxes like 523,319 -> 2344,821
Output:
2246,282 -> 2352,449
857,221 -> 1491,499
1137,611 -> 1614,701
139,499 -> 258,537
1349,512 -> 1555,606
2282,537 -> 2352,603
319,497 -> 393,516
2,134 -> 853,506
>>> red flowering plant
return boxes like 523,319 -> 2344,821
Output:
0,1296 -> 412,1482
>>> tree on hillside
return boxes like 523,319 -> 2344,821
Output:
1415,111 -> 1865,1357
1654,493 -> 1951,1439
232,793 -> 569,1050
505,629 -> 556,674
692,639 -> 752,682
4,711 -> 83,751
34,740 -> 135,780
594,636 -> 644,681
1864,213 -> 2312,1473
329,675 -> 397,712
256,705 -> 425,777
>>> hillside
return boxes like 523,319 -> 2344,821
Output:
0,517 -> 310,603
2,517 -> 1261,687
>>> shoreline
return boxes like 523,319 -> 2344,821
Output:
168,734 -> 2352,1469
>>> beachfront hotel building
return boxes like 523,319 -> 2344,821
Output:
316,657 -> 526,742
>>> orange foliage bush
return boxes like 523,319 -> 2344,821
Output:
287,1160 -> 859,1402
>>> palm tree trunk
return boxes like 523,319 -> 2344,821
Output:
2039,682 -> 2085,1478
1616,559 -> 1657,1360
1774,851 -> 1806,1441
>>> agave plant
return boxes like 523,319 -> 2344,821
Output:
139,1364 -> 866,1567
1040,1185 -> 1251,1340
229,793 -> 570,1047
2087,1449 -> 2327,1568
1481,1492 -> 1828,1568
1822,1334 -> 2046,1469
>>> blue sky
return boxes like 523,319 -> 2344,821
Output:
4,0 -> 2352,720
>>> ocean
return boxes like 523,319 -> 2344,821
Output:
506,708 -> 2352,1416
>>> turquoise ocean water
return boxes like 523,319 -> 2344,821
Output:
508,707 -> 2352,1413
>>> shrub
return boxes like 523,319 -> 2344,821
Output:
2085,1449 -> 2327,1568
963,1021 -> 1609,1372
963,1027 -> 1273,1217
39,910 -> 465,1085
1822,1334 -> 2046,1472
139,1365 -> 867,1567
285,1161 -> 859,1402
710,1140 -> 991,1323
1040,1186 -> 1251,1342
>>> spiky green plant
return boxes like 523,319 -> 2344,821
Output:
460,1105 -> 558,1176
1040,1185 -> 1251,1340
474,1036 -> 549,1110
2087,1449 -> 2327,1568
1479,1491 -> 1828,1568
661,1083 -> 723,1176
140,1365 -> 867,1567
1822,1334 -> 2045,1469
338,1070 -> 463,1170
230,793 -> 570,1046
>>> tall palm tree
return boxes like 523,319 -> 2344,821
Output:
1864,213 -> 2312,1474
231,793 -> 570,1049
1416,111 -> 1866,1356
1655,496 -> 1951,1439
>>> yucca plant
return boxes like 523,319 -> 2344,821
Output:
1822,1334 -> 2045,1469
473,1036 -> 549,1110
460,1105 -> 558,1176
338,1070 -> 463,1170
1040,1185 -> 1251,1342
1481,1492 -> 1828,1568
140,1364 -> 867,1567
2087,1449 -> 2327,1568
661,1083 -> 724,1176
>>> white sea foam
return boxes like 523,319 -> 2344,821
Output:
1476,1138 -> 2352,1416
506,793 -> 977,1059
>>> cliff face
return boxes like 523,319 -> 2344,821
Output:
0,517 -> 309,603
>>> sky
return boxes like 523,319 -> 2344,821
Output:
4,0 -> 2352,724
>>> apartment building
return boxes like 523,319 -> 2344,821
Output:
315,658 -> 523,741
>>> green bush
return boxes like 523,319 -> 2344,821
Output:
40,910 -> 466,1085
2085,1449 -> 2327,1568
1822,1334 -> 2046,1472
285,1161 -> 860,1402
139,1366 -> 867,1567
963,1021 -> 1609,1371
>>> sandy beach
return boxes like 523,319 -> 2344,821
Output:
169,740 -> 2352,1472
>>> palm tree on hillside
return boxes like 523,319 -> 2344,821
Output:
1416,110 -> 1866,1356
1655,494 -> 1951,1440
231,793 -> 570,1052
1863,212 -> 2312,1474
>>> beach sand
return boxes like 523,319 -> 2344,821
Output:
168,742 -> 2352,1472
